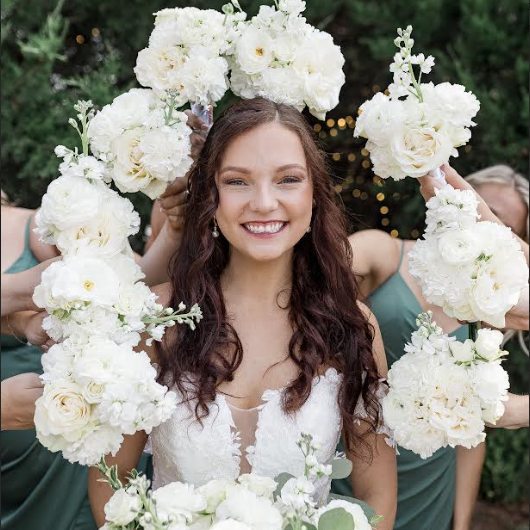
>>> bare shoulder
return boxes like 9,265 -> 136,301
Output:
151,282 -> 172,307
357,300 -> 388,377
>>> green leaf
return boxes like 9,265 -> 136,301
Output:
273,472 -> 295,500
331,457 -> 353,480
327,494 -> 377,521
370,514 -> 385,527
318,508 -> 355,530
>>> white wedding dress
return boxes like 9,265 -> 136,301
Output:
149,368 -> 388,502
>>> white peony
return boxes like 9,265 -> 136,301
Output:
450,339 -> 476,363
438,229 -> 481,266
104,489 -> 142,526
315,500 -> 371,530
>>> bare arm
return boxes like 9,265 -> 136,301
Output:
88,430 -> 148,527
488,393 -> 529,429
348,230 -> 402,300
453,443 -> 486,530
347,304 -> 397,530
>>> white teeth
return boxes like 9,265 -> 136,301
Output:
245,222 -> 285,234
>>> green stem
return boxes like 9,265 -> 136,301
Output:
407,60 -> 423,102
468,321 -> 482,342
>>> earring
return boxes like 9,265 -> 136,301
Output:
212,218 -> 220,238
306,225 -> 311,233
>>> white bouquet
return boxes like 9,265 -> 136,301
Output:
97,433 -> 382,530
382,312 -> 510,459
33,101 -> 202,465
409,185 -> 528,327
354,26 -> 480,181
87,89 -> 193,199
134,6 -> 246,112
229,0 -> 345,119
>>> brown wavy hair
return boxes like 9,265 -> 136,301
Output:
157,98 -> 382,456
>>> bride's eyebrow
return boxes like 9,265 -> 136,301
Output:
276,164 -> 307,173
219,166 -> 252,175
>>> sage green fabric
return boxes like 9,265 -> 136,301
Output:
1,217 -> 152,530
331,242 -> 469,530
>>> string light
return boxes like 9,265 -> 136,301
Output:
319,131 -> 327,139
361,148 -> 369,157
313,124 -> 322,132
76,34 -> 85,44
373,84 -> 381,92
390,229 -> 399,238
355,175 -> 365,184
91,28 -> 100,37
361,160 -> 371,169
326,118 -> 335,128
334,184 -> 343,193
332,153 -> 341,161
337,118 -> 347,129
381,218 -> 390,226
376,193 -> 385,201
352,189 -> 361,198
360,192 -> 369,200
465,145 -> 472,152
380,206 -> 389,214
346,116 -> 354,124
330,128 -> 338,137
411,229 -> 420,238
347,153 -> 356,162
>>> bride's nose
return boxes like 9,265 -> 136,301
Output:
249,183 -> 279,213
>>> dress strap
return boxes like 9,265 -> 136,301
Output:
395,239 -> 406,272
23,215 -> 33,251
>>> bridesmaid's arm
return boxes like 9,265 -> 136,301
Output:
347,305 -> 397,530
88,430 -> 147,528
453,443 -> 486,530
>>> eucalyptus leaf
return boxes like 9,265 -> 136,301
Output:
318,508 -> 355,530
331,457 -> 353,480
273,472 -> 295,499
327,493 -> 377,521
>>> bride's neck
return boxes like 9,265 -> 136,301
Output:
221,250 -> 292,306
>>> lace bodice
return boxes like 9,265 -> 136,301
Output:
150,368 -> 344,500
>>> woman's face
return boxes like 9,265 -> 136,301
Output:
215,122 -> 313,263
475,183 -> 528,238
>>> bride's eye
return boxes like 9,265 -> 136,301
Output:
225,178 -> 247,186
279,175 -> 303,185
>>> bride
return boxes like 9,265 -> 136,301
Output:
88,98 -> 397,529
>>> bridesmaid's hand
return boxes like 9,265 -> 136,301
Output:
1,373 -> 43,431
25,311 -> 54,351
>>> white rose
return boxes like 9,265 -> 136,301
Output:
236,27 -> 274,75
104,489 -> 142,526
391,124 -> 453,178
216,485 -> 283,529
450,339 -> 476,363
151,482 -> 207,524
238,474 -> 277,499
474,329 -> 505,361
34,380 -> 94,441
315,500 -> 371,530
438,229 -> 481,266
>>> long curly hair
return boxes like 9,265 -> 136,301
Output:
157,98 -> 382,456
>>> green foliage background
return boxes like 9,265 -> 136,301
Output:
2,0 -> 528,507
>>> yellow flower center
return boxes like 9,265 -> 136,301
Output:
255,47 -> 264,57
84,280 -> 95,292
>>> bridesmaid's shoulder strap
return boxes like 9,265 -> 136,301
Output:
396,239 -> 406,272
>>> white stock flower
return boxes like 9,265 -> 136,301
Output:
450,339 -> 476,363
315,500 -> 371,530
474,329 -> 504,361
279,477 -> 315,511
104,489 -> 142,526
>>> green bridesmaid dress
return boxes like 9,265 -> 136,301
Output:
1,217 -> 152,530
332,241 -> 469,530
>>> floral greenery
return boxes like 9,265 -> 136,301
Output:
1,0 -> 528,501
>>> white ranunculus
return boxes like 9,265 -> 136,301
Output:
151,482 -> 207,524
390,124 -> 453,178
438,229 -> 481,266
450,339 -> 476,363
474,329 -> 504,361
34,380 -> 94,442
35,176 -> 101,244
238,474 -> 277,499
216,486 -> 283,530
236,27 -> 274,75
315,500 -> 371,530
104,489 -> 142,526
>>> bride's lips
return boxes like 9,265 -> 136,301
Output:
241,221 -> 289,238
